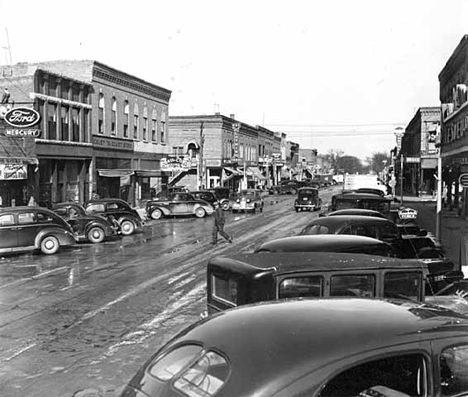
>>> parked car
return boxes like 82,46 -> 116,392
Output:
269,179 -> 306,195
208,187 -> 231,210
325,208 -> 388,218
120,298 -> 468,397
190,190 -> 219,207
206,252 -> 425,315
231,189 -> 264,213
0,206 -> 75,255
85,198 -> 144,236
152,186 -> 189,200
294,187 -> 322,212
298,215 -> 456,293
255,234 -> 395,257
145,192 -> 215,220
52,202 -> 118,243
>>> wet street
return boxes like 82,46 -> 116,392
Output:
0,187 -> 338,397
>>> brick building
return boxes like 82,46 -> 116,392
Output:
168,114 -> 283,191
401,107 -> 440,196
0,65 -> 92,206
439,35 -> 468,212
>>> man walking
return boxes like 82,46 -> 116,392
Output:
212,201 -> 232,245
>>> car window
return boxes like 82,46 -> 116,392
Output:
279,276 -> 323,299
440,345 -> 468,396
300,224 -> 330,235
54,208 -> 68,217
319,353 -> 426,397
330,274 -> 375,297
107,203 -> 119,210
211,274 -> 238,305
18,212 -> 35,224
87,204 -> 105,213
384,272 -> 422,301
346,224 -> 376,238
0,214 -> 15,226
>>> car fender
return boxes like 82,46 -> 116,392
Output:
117,214 -> 144,226
192,203 -> 206,213
84,220 -> 112,235
34,228 -> 76,248
148,205 -> 170,216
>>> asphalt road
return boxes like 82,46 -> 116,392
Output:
0,186 -> 339,397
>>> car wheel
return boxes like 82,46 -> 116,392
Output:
151,208 -> 163,220
291,189 -> 297,195
221,201 -> 229,211
295,208 -> 299,212
88,227 -> 105,244
260,205 -> 263,213
195,207 -> 206,218
40,235 -> 60,255
120,219 -> 135,236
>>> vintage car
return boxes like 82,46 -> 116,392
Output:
119,298 -> 468,397
255,235 -> 395,257
207,187 -> 231,210
85,198 -> 144,236
52,202 -> 118,243
151,186 -> 189,200
206,252 -> 425,315
190,190 -> 219,207
145,192 -> 215,220
294,187 -> 322,212
0,206 -> 75,255
269,179 -> 306,195
325,208 -> 388,218
298,216 -> 456,293
231,189 -> 264,213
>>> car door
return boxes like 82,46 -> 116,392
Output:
0,213 -> 18,252
16,211 -> 41,248
170,193 -> 189,214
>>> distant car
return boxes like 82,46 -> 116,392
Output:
152,186 -> 189,200
255,235 -> 395,257
352,187 -> 386,196
85,198 -> 144,236
328,192 -> 393,216
396,223 -> 428,237
294,187 -> 322,212
52,202 -> 118,243
145,192 -> 215,220
120,298 -> 468,397
326,208 -> 388,218
0,206 -> 75,255
208,187 -> 231,210
231,189 -> 264,213
269,180 -> 306,195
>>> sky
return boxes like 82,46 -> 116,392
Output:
0,0 -> 467,160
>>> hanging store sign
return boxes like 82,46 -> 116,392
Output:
5,129 -> 41,137
4,107 -> 41,128
0,163 -> 27,180
161,155 -> 193,171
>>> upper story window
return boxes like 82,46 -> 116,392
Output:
61,81 -> 69,100
72,108 -> 80,142
48,102 -> 57,140
123,100 -> 129,138
61,106 -> 69,141
151,108 -> 157,142
98,93 -> 105,134
48,79 -> 57,97
143,106 -> 148,141
111,97 -> 117,136
133,103 -> 139,140
161,112 -> 166,144
72,85 -> 80,102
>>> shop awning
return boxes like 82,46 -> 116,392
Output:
224,166 -> 241,175
247,166 -> 267,180
97,169 -> 135,178
223,167 -> 242,182
135,170 -> 165,177
304,168 -> 314,177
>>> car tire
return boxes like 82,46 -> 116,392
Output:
195,207 -> 206,218
40,235 -> 60,255
221,201 -> 229,211
88,227 -> 105,244
295,208 -> 299,212
151,208 -> 163,220
291,189 -> 297,195
120,219 -> 135,236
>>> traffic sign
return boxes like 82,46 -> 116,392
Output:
459,173 -> 468,188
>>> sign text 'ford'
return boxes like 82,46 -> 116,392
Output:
4,107 -> 41,128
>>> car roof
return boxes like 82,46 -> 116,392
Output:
208,252 -> 423,275
0,206 -> 56,214
297,187 -> 319,192
308,214 -> 395,226
328,209 -> 387,217
257,235 -> 389,252
334,192 -> 390,201
166,299 -> 468,393
86,198 -> 129,205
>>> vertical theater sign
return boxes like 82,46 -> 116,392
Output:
0,106 -> 40,206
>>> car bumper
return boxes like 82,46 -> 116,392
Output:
232,203 -> 255,210
295,204 -> 317,210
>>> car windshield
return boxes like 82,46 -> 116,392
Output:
335,198 -> 390,212
299,189 -> 317,196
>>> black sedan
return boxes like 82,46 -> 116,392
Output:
119,298 -> 468,397
85,198 -> 144,236
53,202 -> 118,243
146,192 -> 214,220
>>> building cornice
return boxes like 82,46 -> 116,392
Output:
31,93 -> 92,109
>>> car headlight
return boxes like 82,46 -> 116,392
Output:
246,199 -> 251,203
236,199 -> 240,203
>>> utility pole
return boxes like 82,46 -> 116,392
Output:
435,124 -> 442,244
199,122 -> 204,189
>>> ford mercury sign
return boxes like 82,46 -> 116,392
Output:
4,107 -> 41,128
